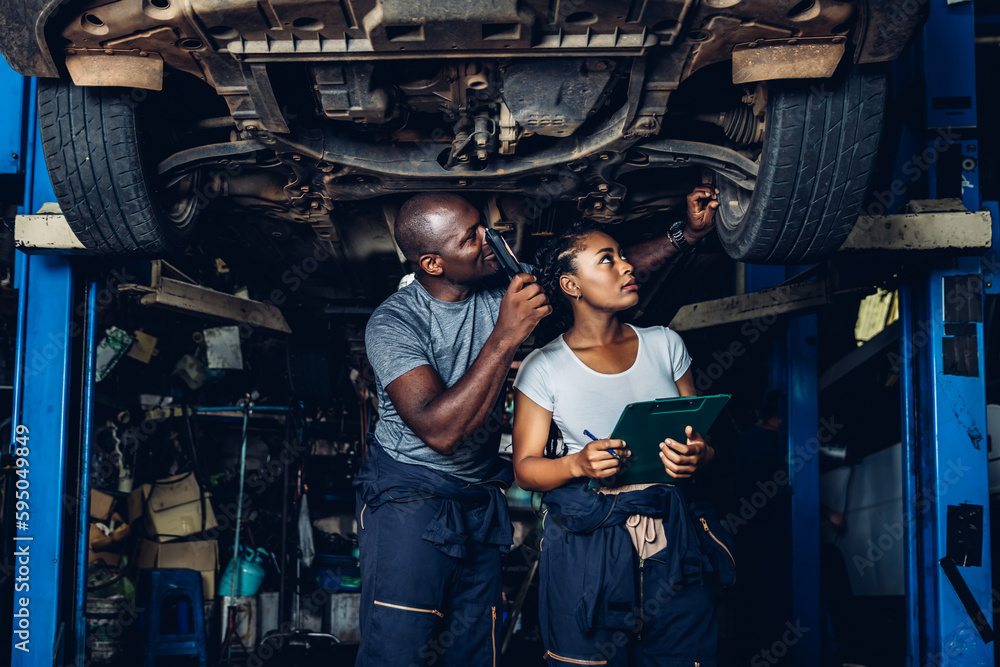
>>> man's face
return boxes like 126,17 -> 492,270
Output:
427,200 -> 500,284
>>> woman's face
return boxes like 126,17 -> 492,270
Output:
563,231 -> 639,312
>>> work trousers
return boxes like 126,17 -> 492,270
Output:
355,493 -> 502,667
542,554 -> 718,667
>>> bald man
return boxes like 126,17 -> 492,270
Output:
355,190 -> 718,667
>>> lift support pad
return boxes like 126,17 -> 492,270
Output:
840,199 -> 992,253
670,200 -> 992,333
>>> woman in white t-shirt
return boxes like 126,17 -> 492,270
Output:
512,225 -> 720,666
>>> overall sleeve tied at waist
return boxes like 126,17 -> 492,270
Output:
542,480 -> 707,633
354,436 -> 514,559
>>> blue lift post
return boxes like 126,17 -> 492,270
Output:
901,255 -> 993,666
0,32 -> 27,660
985,201 -> 1000,298
74,282 -> 98,667
741,263 -> 820,667
6,70 -> 79,667
786,305 -> 819,667
901,2 -> 994,665
0,56 -> 26,179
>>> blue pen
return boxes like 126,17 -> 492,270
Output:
584,429 -> 622,461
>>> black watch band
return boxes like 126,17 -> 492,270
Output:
668,220 -> 695,254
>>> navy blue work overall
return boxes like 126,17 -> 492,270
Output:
354,438 -> 513,667
539,481 -> 719,667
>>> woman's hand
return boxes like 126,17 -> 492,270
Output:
571,439 -> 630,479
659,426 -> 715,479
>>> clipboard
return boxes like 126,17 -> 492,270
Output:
589,394 -> 730,488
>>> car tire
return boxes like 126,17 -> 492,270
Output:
37,79 -> 200,255
715,66 -> 887,264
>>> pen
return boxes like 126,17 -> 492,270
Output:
584,429 -> 622,461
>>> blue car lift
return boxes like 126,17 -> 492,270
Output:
2,68 -> 98,666
743,2 -> 995,665
3,2 -> 998,667
901,2 -> 995,666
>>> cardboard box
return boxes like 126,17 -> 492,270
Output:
90,490 -> 116,521
128,473 -> 218,542
90,514 -> 130,551
137,538 -> 219,599
88,514 -> 130,567
88,525 -> 122,567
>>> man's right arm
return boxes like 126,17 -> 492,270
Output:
385,274 -> 550,455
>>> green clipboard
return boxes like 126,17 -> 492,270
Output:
589,394 -> 730,488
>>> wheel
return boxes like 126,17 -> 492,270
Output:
715,66 -> 887,264
37,79 -> 200,255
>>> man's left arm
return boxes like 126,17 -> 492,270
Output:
625,185 -> 719,274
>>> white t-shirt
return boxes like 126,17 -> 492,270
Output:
513,324 -> 692,455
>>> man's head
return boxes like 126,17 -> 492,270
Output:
395,193 -> 499,284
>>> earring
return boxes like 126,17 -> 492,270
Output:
576,294 -> 582,300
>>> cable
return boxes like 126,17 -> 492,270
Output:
223,397 -> 252,661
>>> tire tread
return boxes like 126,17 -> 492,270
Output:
717,67 -> 887,264
37,80 -> 192,256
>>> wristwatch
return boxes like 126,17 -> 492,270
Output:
668,220 -> 695,254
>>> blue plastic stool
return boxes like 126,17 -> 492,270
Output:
135,568 -> 208,667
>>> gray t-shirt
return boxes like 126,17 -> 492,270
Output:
365,278 -> 507,482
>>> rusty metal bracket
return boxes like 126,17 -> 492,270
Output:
732,36 -> 847,84
65,50 -> 164,90
669,279 -> 832,332
118,260 -> 291,334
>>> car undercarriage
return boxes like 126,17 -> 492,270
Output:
2,0 -> 924,283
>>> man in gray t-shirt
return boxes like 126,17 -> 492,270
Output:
364,195 -> 548,479
357,193 -> 550,667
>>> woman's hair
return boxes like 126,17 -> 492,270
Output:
534,222 -> 601,340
